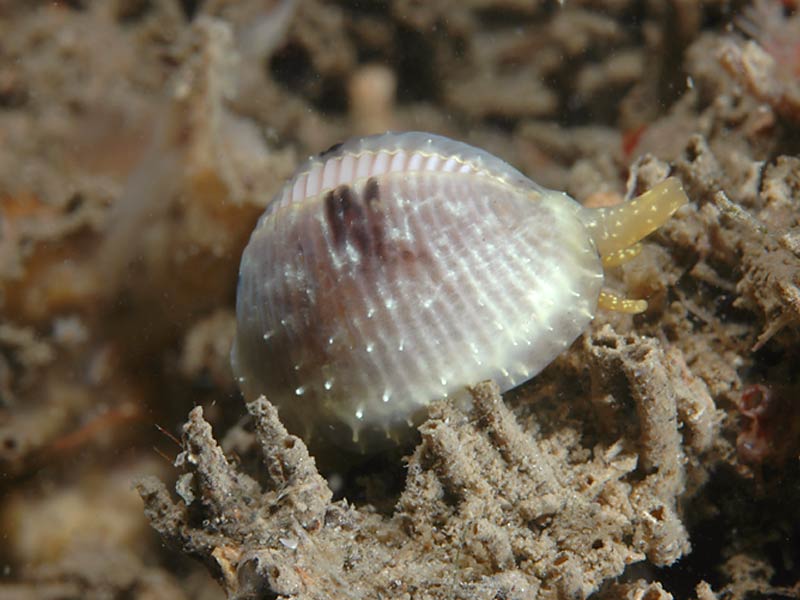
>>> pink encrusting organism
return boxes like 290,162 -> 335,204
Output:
737,383 -> 800,468
737,0 -> 800,79
719,0 -> 800,123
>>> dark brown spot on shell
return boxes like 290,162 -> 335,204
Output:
318,141 -> 343,158
323,178 -> 425,270
400,249 -> 415,262
363,176 -> 380,206
325,185 -> 371,256
363,177 -> 387,260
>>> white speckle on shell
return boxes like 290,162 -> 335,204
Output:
231,131 -> 686,451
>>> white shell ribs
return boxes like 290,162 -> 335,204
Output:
233,132 -> 606,450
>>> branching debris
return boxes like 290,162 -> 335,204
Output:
141,358 -> 719,599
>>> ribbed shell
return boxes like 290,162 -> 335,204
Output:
233,132 -> 603,448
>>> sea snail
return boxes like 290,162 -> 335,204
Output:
232,132 -> 688,450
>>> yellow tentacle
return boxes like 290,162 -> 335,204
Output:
582,177 -> 689,259
598,290 -> 648,314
